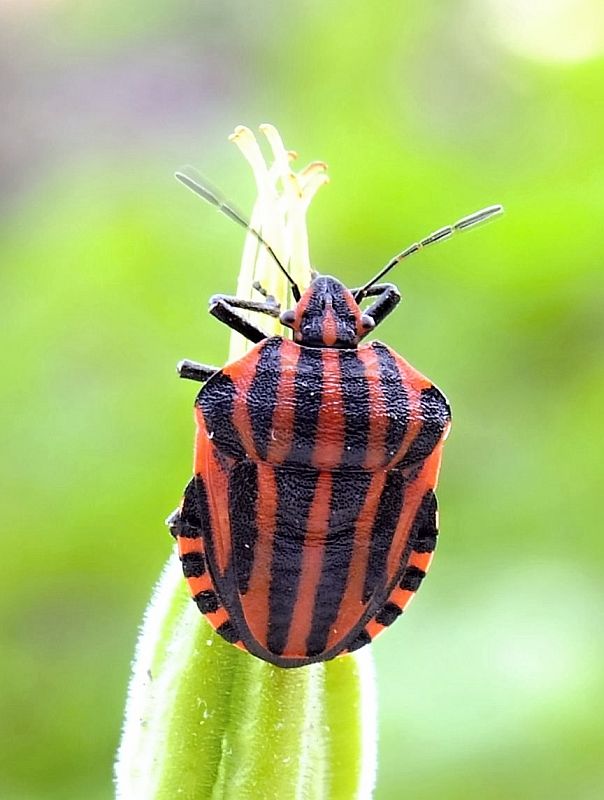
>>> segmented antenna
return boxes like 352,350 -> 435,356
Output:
175,168 -> 301,301
355,204 -> 504,301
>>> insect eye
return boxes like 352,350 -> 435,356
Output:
361,314 -> 375,330
280,310 -> 296,327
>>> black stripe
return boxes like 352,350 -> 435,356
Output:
180,551 -> 206,578
266,467 -> 319,655
193,475 -> 225,591
399,565 -> 426,591
168,477 -> 207,538
287,347 -> 323,465
333,289 -> 357,345
347,629 -> 371,653
399,386 -> 450,467
247,338 -> 282,460
299,285 -> 324,341
371,342 -> 409,462
192,471 -> 253,642
216,619 -> 239,644
168,509 -> 200,539
362,469 -> 406,603
194,590 -> 220,614
375,601 -> 402,627
193,475 -> 212,537
409,490 -> 438,553
198,372 -> 246,460
228,461 -> 259,594
213,448 -> 233,476
305,471 -> 373,657
174,520 -> 201,539
339,350 -> 370,467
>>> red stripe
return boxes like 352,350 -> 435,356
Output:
390,352 -> 434,465
194,416 -> 232,575
312,349 -> 345,470
224,348 -> 261,460
267,340 -> 299,464
321,300 -> 338,346
359,346 -> 389,470
239,463 -> 277,648
408,550 -> 434,573
341,287 -> 364,339
177,537 -> 204,556
385,441 -> 445,581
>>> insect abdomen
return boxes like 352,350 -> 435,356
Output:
195,446 -> 444,665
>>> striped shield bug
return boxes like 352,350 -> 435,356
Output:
167,171 -> 502,668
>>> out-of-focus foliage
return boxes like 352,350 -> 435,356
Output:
1,2 -> 603,799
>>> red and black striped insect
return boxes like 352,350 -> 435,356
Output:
167,171 -> 502,668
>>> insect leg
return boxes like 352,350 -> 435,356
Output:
349,282 -> 396,298
208,296 -> 270,343
211,293 -> 281,317
355,283 -> 401,337
176,360 -> 220,382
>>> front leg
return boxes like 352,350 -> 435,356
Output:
350,283 -> 401,337
177,360 -> 220,382
350,282 -> 397,299
208,292 -> 281,343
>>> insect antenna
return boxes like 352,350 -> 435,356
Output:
354,204 -> 503,301
175,167 -> 302,301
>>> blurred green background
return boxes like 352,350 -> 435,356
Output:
2,1 -> 604,798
